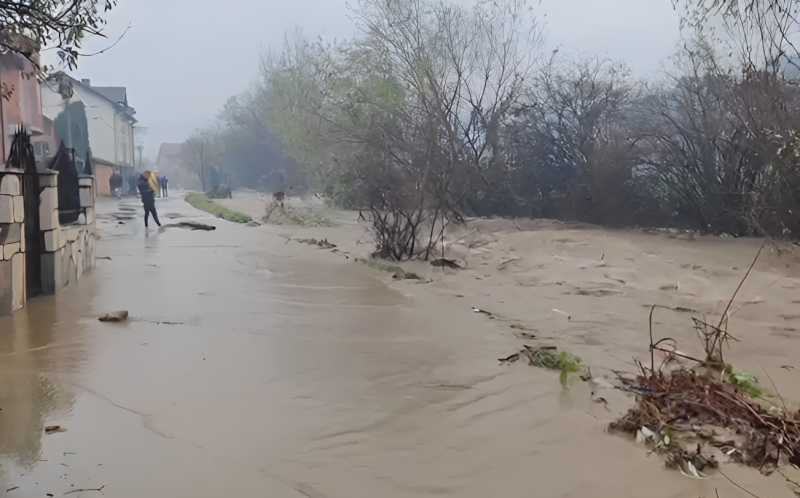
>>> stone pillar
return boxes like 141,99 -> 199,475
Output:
0,171 -> 25,316
76,175 -> 96,279
78,175 -> 94,225
38,171 -> 61,295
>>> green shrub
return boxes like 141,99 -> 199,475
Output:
725,367 -> 773,399
530,349 -> 584,387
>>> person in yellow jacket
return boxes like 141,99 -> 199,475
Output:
149,168 -> 162,197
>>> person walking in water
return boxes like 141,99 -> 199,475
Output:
160,175 -> 169,197
138,171 -> 161,228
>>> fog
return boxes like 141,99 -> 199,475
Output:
45,0 -> 681,157
7,2 -> 800,497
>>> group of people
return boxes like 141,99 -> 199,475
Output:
109,169 -> 169,199
105,168 -> 171,229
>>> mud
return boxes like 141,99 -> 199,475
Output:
0,191 -> 798,497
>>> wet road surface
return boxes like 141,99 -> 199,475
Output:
0,193 -> 795,497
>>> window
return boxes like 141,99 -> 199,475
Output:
33,142 -> 51,160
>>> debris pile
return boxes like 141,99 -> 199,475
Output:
296,238 -> 336,249
611,245 -> 800,477
610,368 -> 800,476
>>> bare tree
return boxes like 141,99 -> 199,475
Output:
676,0 -> 800,73
332,0 -> 545,258
184,128 -> 224,192
505,55 -> 637,222
631,35 -> 800,235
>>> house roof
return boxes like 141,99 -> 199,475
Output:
48,72 -> 138,122
157,143 -> 184,166
91,87 -> 127,107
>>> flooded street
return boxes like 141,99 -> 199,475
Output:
0,194 -> 798,497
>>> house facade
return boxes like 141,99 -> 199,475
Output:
0,38 -> 61,170
0,42 -> 99,317
41,73 -> 137,195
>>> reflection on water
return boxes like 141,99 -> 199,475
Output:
0,372 -> 75,470
0,280 -> 94,483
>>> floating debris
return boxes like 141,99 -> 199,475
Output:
610,368 -> 800,475
162,221 -> 216,231
430,258 -> 461,269
296,238 -> 337,249
499,346 -> 584,387
98,311 -> 128,322
552,309 -> 571,320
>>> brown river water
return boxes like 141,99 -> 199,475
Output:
0,193 -> 798,497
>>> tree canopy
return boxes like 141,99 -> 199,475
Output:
0,0 -> 117,69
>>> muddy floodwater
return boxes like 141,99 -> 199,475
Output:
0,193 -> 799,497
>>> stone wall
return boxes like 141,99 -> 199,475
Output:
40,172 -> 96,295
0,170 -> 97,317
0,171 -> 25,315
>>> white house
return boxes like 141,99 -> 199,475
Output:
41,73 -> 137,195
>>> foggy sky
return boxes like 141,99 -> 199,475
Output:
46,0 -> 681,158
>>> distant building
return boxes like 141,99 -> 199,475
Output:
156,142 -> 200,190
156,142 -> 184,174
41,73 -> 137,195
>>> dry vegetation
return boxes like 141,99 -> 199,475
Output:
609,244 -> 800,480
185,0 -> 800,262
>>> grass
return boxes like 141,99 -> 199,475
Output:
286,213 -> 337,228
185,193 -> 252,224
263,201 -> 338,227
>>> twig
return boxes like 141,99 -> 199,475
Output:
717,240 -> 766,330
649,304 -> 657,375
715,391 -> 777,430
78,24 -> 131,57
717,469 -> 761,498
652,347 -> 704,364
759,362 -> 788,413
63,484 -> 105,495
647,305 -> 677,375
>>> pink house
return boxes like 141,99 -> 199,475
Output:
0,35 -> 60,168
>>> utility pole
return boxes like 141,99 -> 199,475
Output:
136,144 -> 144,172
133,126 -> 148,173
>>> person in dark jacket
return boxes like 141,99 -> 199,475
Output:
110,171 -> 123,198
138,170 -> 161,228
160,175 -> 169,197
